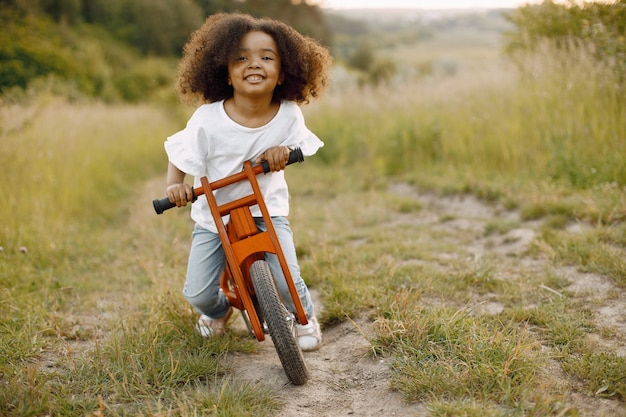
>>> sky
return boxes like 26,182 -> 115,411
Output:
319,0 -> 539,9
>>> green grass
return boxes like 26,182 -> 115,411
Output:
0,95 -> 272,416
308,45 -> 626,224
372,291 -> 541,406
562,352 -> 626,400
537,228 -> 626,288
289,158 -> 624,415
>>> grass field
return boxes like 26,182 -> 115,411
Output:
1,25 -> 625,416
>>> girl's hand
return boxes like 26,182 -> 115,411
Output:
255,146 -> 290,172
167,183 -> 194,207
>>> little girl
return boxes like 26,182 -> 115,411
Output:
163,13 -> 332,351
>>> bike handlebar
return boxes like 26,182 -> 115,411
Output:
259,147 -> 304,174
153,147 -> 304,215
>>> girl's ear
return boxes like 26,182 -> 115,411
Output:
278,72 -> 284,85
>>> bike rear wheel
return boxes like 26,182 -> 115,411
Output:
250,260 -> 309,385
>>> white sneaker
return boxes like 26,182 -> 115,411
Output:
196,308 -> 232,337
296,316 -> 322,352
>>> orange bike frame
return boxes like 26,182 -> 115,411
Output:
192,161 -> 308,341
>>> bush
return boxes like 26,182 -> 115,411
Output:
346,42 -> 397,86
112,58 -> 175,102
504,0 -> 626,81
0,11 -> 81,91
0,8 -> 177,101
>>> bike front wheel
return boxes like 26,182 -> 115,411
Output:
250,260 -> 309,385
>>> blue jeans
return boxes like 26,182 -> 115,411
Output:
183,216 -> 314,320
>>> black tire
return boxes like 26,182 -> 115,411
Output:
250,260 -> 309,385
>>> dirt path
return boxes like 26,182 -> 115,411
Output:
222,182 -> 626,417
59,176 -> 622,416
225,296 -> 426,417
26,166 -> 624,417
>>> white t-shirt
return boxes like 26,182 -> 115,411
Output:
164,100 -> 323,232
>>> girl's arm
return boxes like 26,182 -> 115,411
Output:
166,162 -> 194,207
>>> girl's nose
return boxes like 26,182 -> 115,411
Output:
249,61 -> 261,69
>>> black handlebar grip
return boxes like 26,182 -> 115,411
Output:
153,188 -> 196,215
153,197 -> 176,215
261,147 -> 304,173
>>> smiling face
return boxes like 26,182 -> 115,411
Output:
227,31 -> 283,102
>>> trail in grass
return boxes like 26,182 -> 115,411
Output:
68,175 -> 624,416
223,181 -> 626,417
224,294 -> 426,417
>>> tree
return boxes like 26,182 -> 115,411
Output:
346,42 -> 396,87
196,0 -> 332,47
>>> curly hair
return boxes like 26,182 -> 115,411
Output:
176,13 -> 332,106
